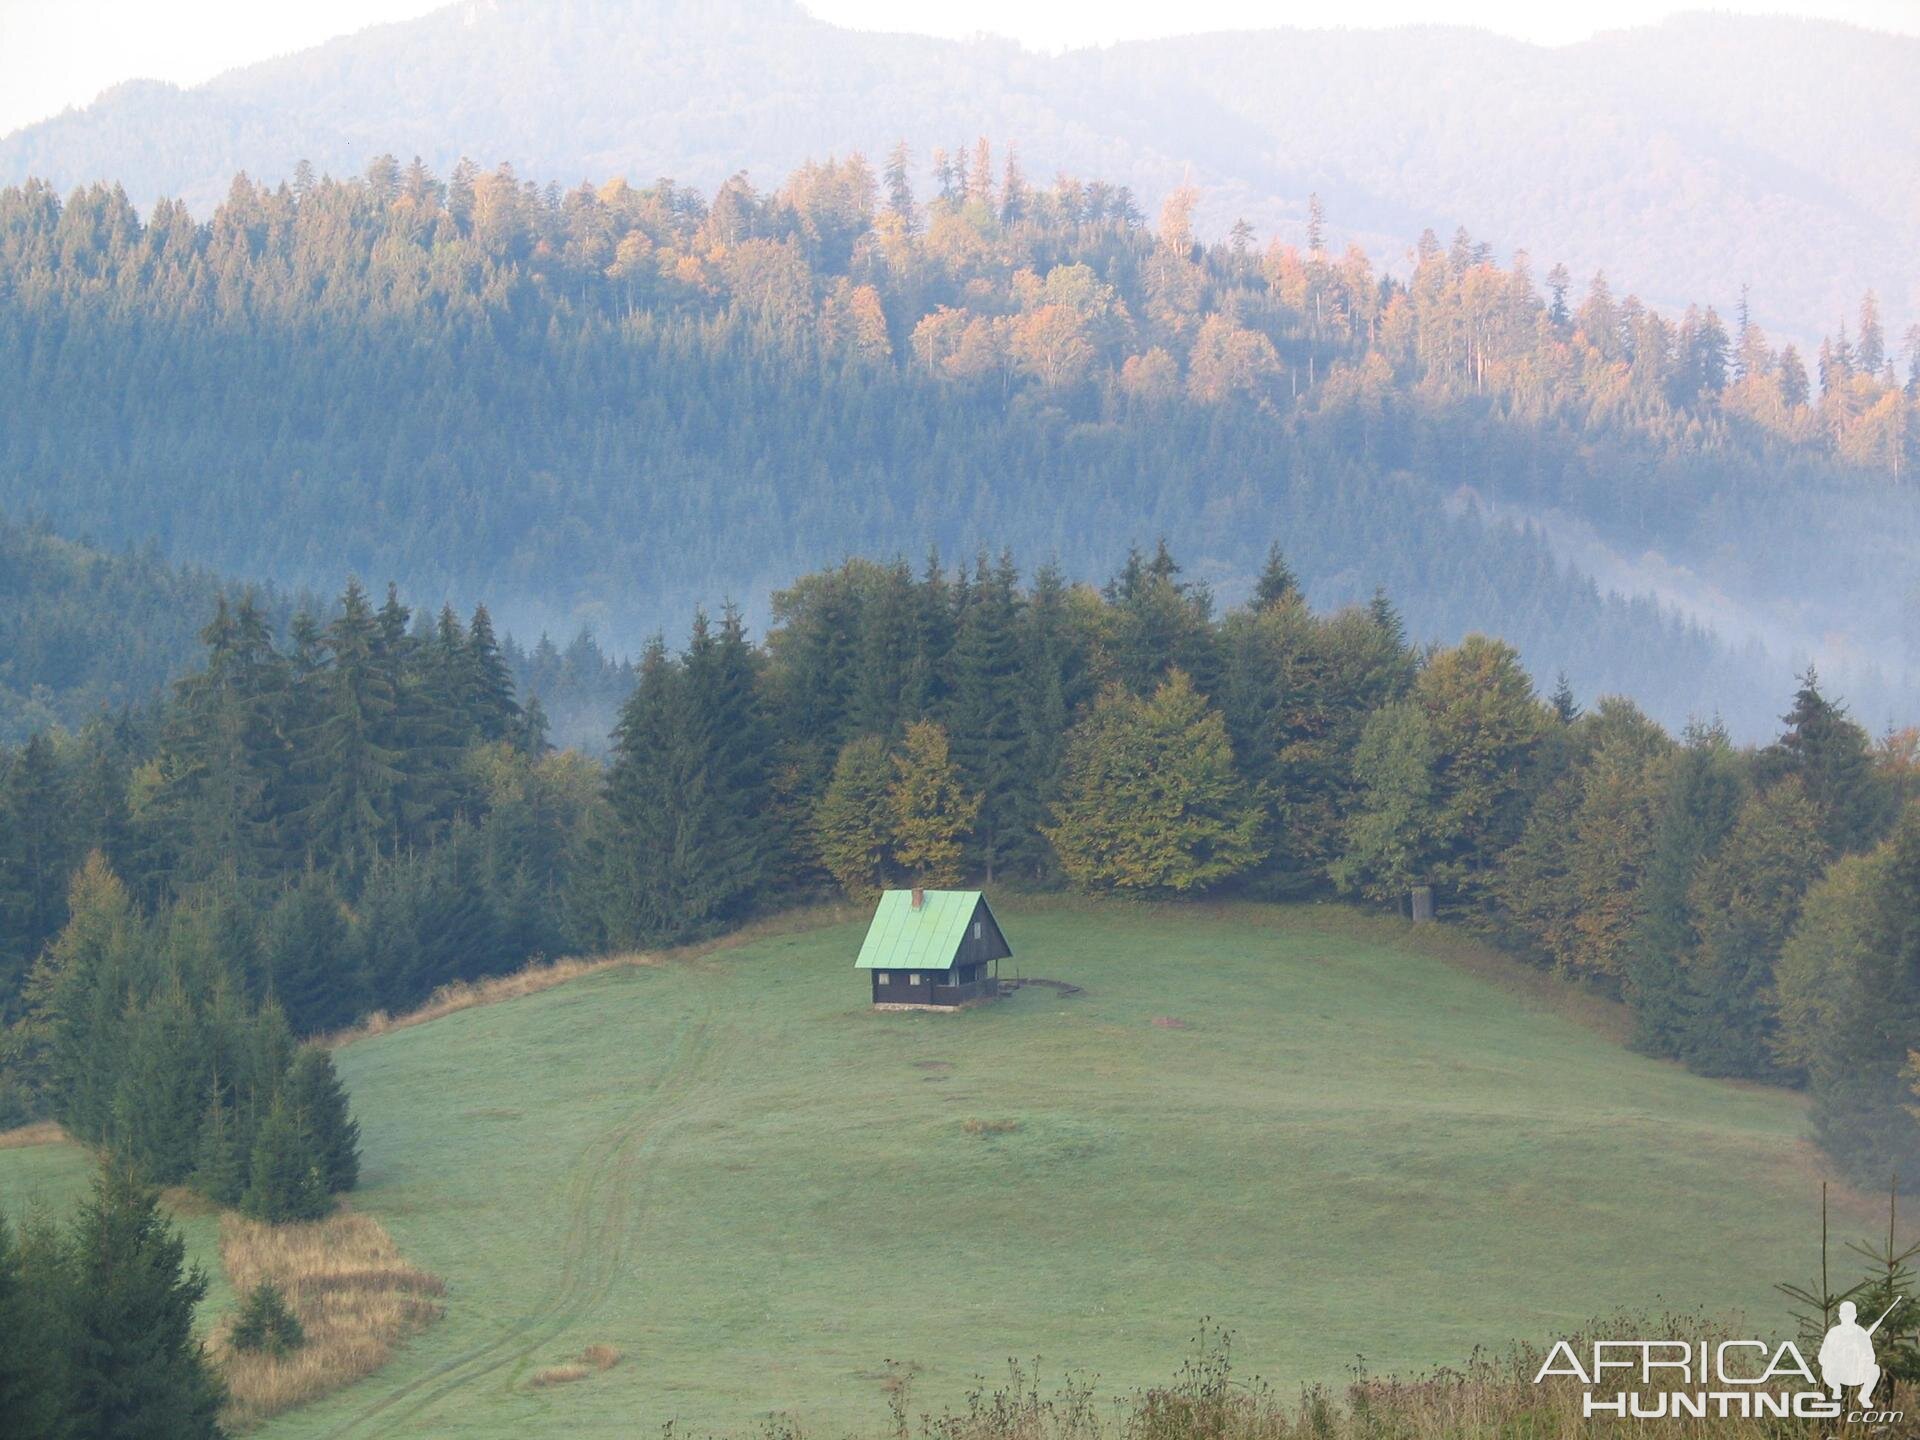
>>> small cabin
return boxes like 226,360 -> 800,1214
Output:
856,888 -> 1011,1010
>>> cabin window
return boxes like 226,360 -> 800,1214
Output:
909,973 -> 921,986
876,973 -> 890,986
973,921 -> 982,939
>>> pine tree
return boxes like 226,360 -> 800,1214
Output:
65,1162 -> 226,1439
284,1047 -> 359,1194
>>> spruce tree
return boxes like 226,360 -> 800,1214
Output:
230,1279 -> 305,1357
191,1078 -> 249,1207
1807,806 -> 1920,1182
158,594 -> 289,888
681,605 -> 772,920
111,988 -> 208,1186
1623,722 -> 1744,1057
0,1213 -> 72,1440
1761,670 -> 1893,855
517,693 -> 552,756
606,615 -> 772,942
1681,778 -> 1825,1079
946,554 -> 1024,882
65,1163 -> 226,1439
603,637 -> 684,942
0,731 -> 74,1007
264,871 -> 357,1037
1005,564 -> 1077,884
21,853 -> 140,1142
293,580 -> 403,878
243,1093 -> 331,1224
465,604 -> 521,743
849,560 -> 924,739
1251,543 -> 1300,609
284,1047 -> 360,1194
355,853 -> 427,1011
385,589 -> 468,853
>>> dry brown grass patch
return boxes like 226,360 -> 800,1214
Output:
530,1363 -> 592,1387
0,1120 -> 68,1149
213,1211 -> 445,1431
581,1342 -> 622,1370
961,1117 -> 1020,1137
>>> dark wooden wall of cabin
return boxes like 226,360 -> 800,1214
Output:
872,970 -> 935,1005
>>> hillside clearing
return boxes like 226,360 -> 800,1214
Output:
0,901 -> 1883,1436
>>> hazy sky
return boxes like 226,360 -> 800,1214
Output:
1,0 -> 1917,138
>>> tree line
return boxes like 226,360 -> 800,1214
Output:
3,151 -> 1913,736
3,543 -> 1917,1184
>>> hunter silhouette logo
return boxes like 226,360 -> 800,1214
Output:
1819,1299 -> 1903,1408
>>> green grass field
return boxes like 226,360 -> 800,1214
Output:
0,901 -> 1861,1436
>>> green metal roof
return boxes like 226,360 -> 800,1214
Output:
854,890 -> 986,970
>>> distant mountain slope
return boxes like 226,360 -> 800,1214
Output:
10,142 -> 1907,739
2,1 -> 1914,342
0,520 -> 247,742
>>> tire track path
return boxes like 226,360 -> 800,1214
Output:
320,1003 -> 736,1437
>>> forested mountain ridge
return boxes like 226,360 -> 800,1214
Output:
5,545 -> 1918,1190
3,155 -> 1914,735
2,1 -> 1916,343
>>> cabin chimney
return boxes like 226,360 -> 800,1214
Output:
911,886 -> 925,910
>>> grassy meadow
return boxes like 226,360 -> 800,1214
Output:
0,1124 -> 236,1325
0,901 -> 1880,1436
